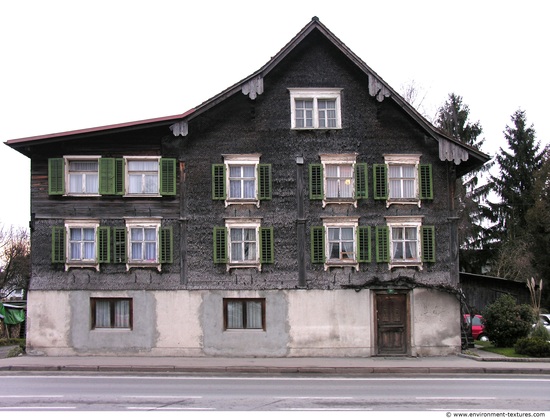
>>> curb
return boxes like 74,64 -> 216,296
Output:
2,364 -> 550,375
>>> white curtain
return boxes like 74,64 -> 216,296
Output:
69,161 -> 98,194
70,227 -> 95,260
229,166 -> 255,199
131,228 -> 157,261
227,301 -> 243,329
114,300 -> 130,328
128,161 -> 158,194
295,99 -> 313,128
230,228 -> 256,261
389,165 -> 415,198
392,227 -> 417,260
95,300 -> 111,328
318,99 -> 336,128
246,301 -> 262,329
326,165 -> 353,198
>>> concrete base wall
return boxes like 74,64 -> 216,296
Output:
25,289 -> 460,357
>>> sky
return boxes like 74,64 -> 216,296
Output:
1,0 -> 548,230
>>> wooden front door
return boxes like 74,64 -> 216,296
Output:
375,293 -> 408,355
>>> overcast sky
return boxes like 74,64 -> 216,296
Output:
1,0 -> 548,230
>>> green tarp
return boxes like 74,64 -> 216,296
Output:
0,302 -> 26,325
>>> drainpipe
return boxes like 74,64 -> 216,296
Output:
296,156 -> 306,288
447,162 -> 459,285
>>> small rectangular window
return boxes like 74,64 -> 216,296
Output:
69,227 -> 96,261
289,88 -> 342,129
91,298 -> 133,329
224,298 -> 265,330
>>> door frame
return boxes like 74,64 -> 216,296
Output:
373,290 -> 411,356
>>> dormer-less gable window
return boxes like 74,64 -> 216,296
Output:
289,88 -> 342,129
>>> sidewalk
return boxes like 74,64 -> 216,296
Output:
1,347 -> 550,375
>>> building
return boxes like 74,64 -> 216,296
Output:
5,17 -> 489,357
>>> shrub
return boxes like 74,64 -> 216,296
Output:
482,294 -> 534,347
531,323 -> 550,340
514,337 -> 550,357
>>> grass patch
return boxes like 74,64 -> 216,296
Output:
475,340 -> 530,358
0,338 -> 26,349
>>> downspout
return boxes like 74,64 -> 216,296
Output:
447,162 -> 459,285
179,160 -> 188,285
296,156 -> 306,288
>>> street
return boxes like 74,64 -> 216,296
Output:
0,373 -> 549,411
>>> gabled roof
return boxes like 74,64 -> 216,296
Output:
5,17 -> 490,175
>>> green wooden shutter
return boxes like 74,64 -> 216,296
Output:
373,164 -> 388,200
212,164 -> 226,200
159,227 -> 173,263
213,227 -> 228,263
357,226 -> 371,263
51,226 -> 65,263
309,164 -> 323,200
419,164 -> 433,200
48,158 -> 65,195
259,227 -> 274,264
97,227 -> 111,263
99,158 -> 115,195
376,226 -> 390,262
160,158 -> 177,196
354,163 -> 368,199
114,158 -> 125,195
112,227 -> 127,263
421,225 -> 436,262
310,226 -> 325,264
258,164 -> 272,200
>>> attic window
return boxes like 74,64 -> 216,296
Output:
289,88 -> 342,129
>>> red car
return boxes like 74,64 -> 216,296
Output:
464,314 -> 489,341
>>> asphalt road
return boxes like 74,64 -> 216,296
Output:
1,373 -> 549,411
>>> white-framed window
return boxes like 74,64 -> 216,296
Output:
91,297 -> 133,330
324,217 -> 359,270
226,219 -> 260,270
64,220 -> 100,270
126,218 -> 161,270
386,216 -> 422,268
224,298 -> 266,330
212,154 -> 273,208
385,154 -> 421,206
289,88 -> 342,129
65,156 -> 100,195
126,157 -> 160,196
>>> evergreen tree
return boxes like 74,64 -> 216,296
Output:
435,94 -> 492,272
490,110 -> 544,241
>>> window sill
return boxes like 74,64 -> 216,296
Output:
223,328 -> 266,332
227,263 -> 262,272
388,261 -> 423,271
324,261 -> 359,271
225,199 -> 260,208
126,262 -> 162,272
91,328 -> 133,332
291,127 -> 342,131
386,199 -> 421,208
64,194 -> 101,197
124,193 -> 161,198
65,263 -> 99,272
323,198 -> 357,208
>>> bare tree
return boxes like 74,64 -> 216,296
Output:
0,226 -> 30,299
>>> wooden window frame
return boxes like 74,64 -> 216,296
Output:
90,297 -> 133,330
223,298 -> 266,331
